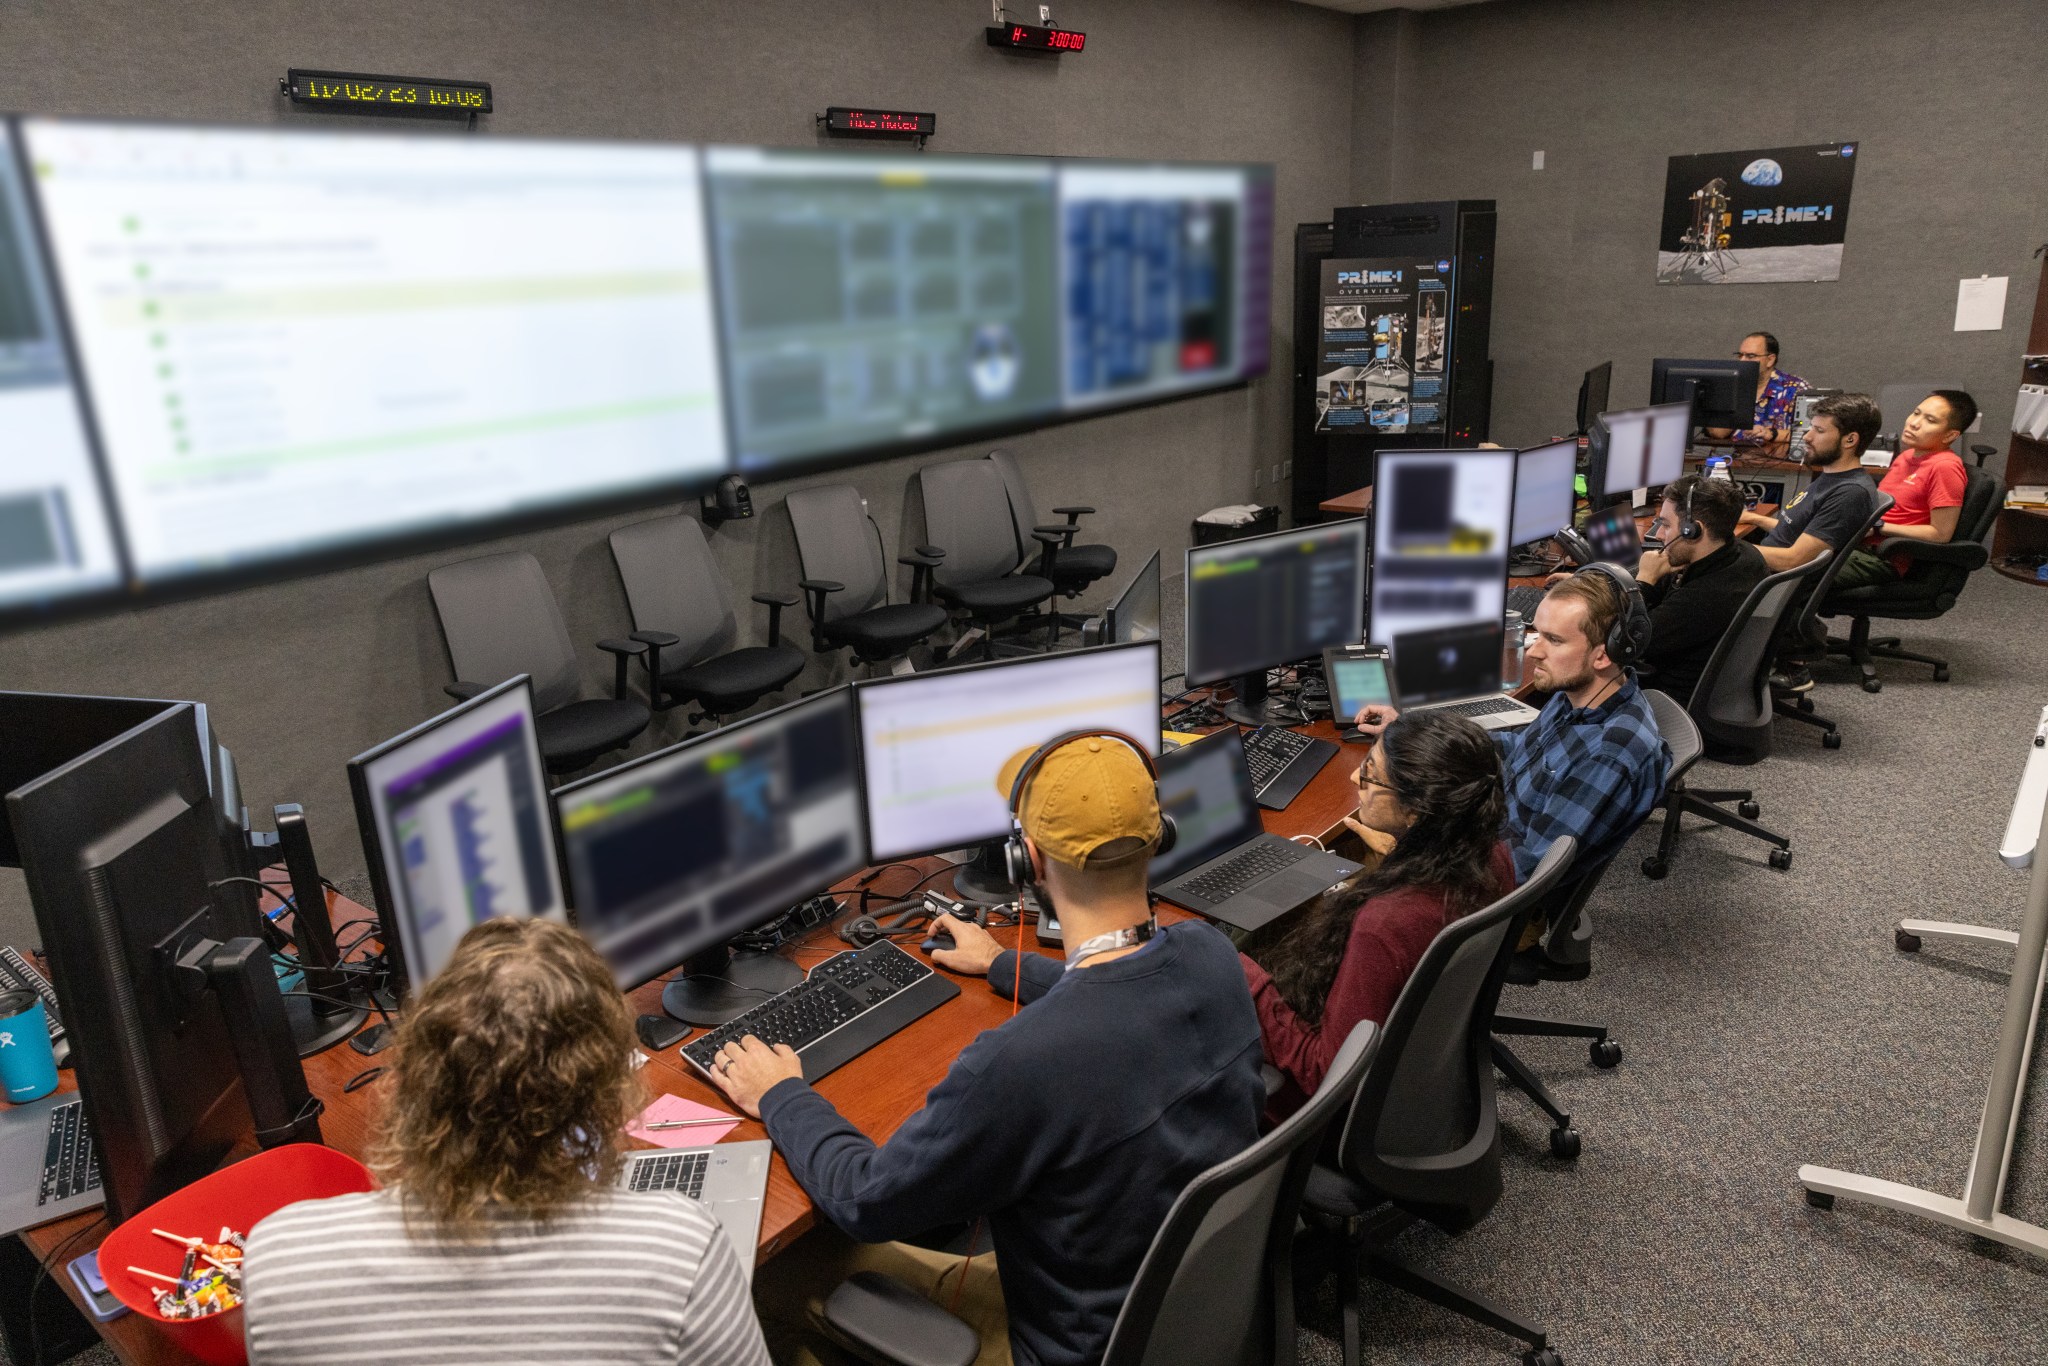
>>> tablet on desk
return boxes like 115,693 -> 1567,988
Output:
1322,645 -> 1392,736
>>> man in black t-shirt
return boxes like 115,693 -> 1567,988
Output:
1737,392 -> 1882,690
1635,475 -> 1767,707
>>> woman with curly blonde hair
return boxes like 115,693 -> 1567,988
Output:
242,917 -> 768,1365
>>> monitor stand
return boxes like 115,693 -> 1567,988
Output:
950,841 -> 1016,907
1223,670 -> 1273,728
663,941 -> 804,1027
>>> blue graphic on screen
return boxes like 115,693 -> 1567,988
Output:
450,794 -> 506,921
1064,196 -> 1232,400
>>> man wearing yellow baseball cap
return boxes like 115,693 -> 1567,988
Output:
713,732 -> 1262,1366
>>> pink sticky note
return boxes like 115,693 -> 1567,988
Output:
626,1093 -> 742,1149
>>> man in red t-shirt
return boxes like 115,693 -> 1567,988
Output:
1834,388 -> 1976,587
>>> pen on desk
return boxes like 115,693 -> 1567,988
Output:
644,1116 -> 738,1131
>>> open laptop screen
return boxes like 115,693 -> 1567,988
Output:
1149,731 -> 1264,885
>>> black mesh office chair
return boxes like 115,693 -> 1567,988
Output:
1818,462 -> 2003,692
918,459 -> 1060,660
820,1022 -> 1381,1366
607,515 -> 806,726
786,485 -> 949,673
1304,839 -> 1578,1366
1774,494 -> 1892,748
427,551 -> 650,774
988,448 -> 1117,643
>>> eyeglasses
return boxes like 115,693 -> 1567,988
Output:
1733,350 -> 1771,361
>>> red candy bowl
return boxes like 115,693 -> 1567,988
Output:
99,1144 -> 374,1366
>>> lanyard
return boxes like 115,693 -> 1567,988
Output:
1064,917 -> 1157,970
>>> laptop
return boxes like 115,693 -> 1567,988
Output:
1390,621 -> 1541,731
1150,731 -> 1362,933
618,1138 -> 772,1282
0,1093 -> 104,1237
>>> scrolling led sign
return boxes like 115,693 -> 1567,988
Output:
822,108 -> 937,139
282,69 -> 492,116
985,23 -> 1086,52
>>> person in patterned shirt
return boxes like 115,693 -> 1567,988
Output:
1704,330 -> 1808,447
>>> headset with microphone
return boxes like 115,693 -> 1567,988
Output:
1569,562 -> 1652,668
1673,477 -> 1701,542
1001,729 -> 1177,912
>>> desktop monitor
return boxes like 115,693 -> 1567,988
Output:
1185,521 -> 1366,725
1575,361 -> 1612,435
1368,447 -> 1514,651
1083,549 -> 1162,647
1590,404 -> 1691,506
347,676 -> 567,998
1511,439 -> 1579,547
855,640 -> 1162,902
1641,401 -> 1692,486
1651,358 -> 1759,431
7,701 -> 320,1222
553,687 -> 866,1024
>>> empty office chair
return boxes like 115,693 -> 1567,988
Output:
1634,556 -> 1830,878
427,552 -> 650,774
918,459 -> 1060,660
820,1021 -> 1380,1366
786,484 -> 949,672
1304,839 -> 1577,1366
1774,494 -> 1892,749
607,515 -> 805,726
1818,462 -> 2003,692
988,447 -> 1117,640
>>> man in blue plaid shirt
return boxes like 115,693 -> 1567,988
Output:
1352,571 -> 1670,886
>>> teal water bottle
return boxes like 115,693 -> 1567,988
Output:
0,990 -> 59,1103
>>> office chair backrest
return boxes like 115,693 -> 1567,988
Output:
607,515 -> 739,667
787,485 -> 887,623
1903,464 -> 2003,606
1101,1022 -> 1378,1366
1791,491 -> 1891,642
1335,838 -> 1578,1233
986,448 -> 1041,564
920,459 -> 1026,590
427,552 -> 583,715
1689,553 -> 1830,758
1642,687 -> 1704,789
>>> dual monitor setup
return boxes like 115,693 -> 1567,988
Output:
0,116 -> 1273,629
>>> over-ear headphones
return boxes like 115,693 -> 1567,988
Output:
837,898 -> 926,947
1570,562 -> 1652,668
1674,479 -> 1701,542
1001,730 -> 1177,898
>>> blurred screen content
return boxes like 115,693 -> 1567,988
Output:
1369,449 -> 1513,644
1185,522 -> 1365,685
24,120 -> 729,585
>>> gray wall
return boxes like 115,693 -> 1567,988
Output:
1351,0 -> 2048,457
0,0 -> 1356,935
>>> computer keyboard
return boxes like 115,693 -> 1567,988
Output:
0,947 -> 65,1054
1506,585 -> 1549,620
680,941 -> 961,1085
1435,695 -> 1528,720
1179,841 -> 1309,905
626,1149 -> 709,1200
38,1100 -> 100,1207
1241,726 -> 1337,811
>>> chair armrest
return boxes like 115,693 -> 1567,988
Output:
822,1272 -> 979,1366
1033,523 -> 1079,547
1030,529 -> 1062,581
915,545 -> 947,561
625,631 -> 680,702
799,579 -> 846,595
896,557 -> 941,604
798,580 -> 844,649
1051,505 -> 1095,524
596,637 -> 649,701
628,630 -> 680,648
752,592 -> 800,648
1028,529 -> 1065,546
443,681 -> 487,703
1871,536 -> 1988,571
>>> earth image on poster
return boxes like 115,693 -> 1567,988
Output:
1740,158 -> 1783,187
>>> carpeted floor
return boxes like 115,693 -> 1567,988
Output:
28,568 -> 2048,1366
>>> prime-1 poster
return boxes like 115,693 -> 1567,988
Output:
1315,257 -> 1450,435
1655,141 -> 1858,285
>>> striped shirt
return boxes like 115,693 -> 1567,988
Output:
242,1187 -> 768,1366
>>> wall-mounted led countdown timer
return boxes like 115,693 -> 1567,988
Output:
282,69 -> 493,116
822,108 -> 937,140
985,23 -> 1087,52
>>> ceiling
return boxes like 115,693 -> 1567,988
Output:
1286,0 -> 1501,13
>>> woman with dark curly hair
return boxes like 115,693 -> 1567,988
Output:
242,918 -> 769,1365
1239,711 -> 1514,1118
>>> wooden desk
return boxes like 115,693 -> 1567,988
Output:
1318,485 -> 1372,518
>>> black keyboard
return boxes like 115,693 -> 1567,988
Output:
681,942 -> 961,1085
0,947 -> 65,1058
1179,841 -> 1309,905
1241,726 -> 1338,811
1506,585 -> 1548,620
626,1149 -> 709,1200
1433,695 -> 1528,720
38,1100 -> 100,1207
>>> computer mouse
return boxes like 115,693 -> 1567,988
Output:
636,1013 -> 691,1052
921,932 -> 957,955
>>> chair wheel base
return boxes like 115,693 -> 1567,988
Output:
1895,929 -> 1922,953
1862,678 -> 1882,694
1796,696 -> 1815,714
1805,1188 -> 1835,1210
1933,666 -> 1951,682
1524,1349 -> 1565,1366
1640,855 -> 1668,880
1822,731 -> 1842,749
1550,1126 -> 1581,1160
1590,1039 -> 1622,1069
1738,799 -> 1761,820
1769,848 -> 1793,871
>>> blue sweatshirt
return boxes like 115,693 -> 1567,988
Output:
758,920 -> 1263,1366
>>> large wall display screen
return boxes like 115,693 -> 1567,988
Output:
709,148 -> 1274,476
0,124 -> 124,621
23,119 -> 728,586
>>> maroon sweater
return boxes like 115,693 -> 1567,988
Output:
1240,842 -> 1517,1117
